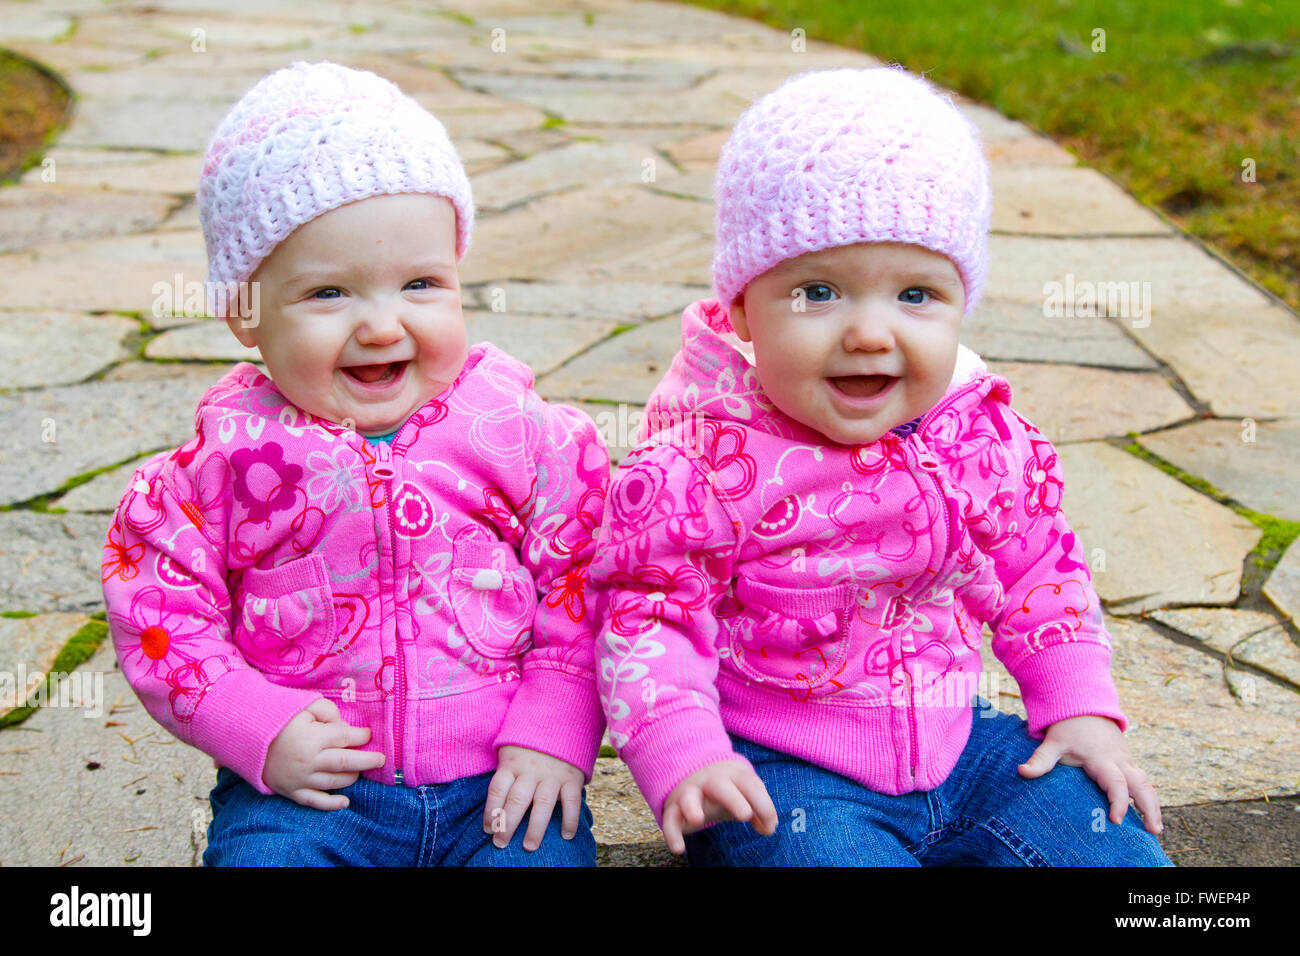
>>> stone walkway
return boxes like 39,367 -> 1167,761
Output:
2,0 -> 1299,867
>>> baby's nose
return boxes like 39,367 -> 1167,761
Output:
842,305 -> 895,351
354,300 -> 405,344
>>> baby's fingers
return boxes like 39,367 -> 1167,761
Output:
678,785 -> 707,831
327,721 -> 373,751
521,780 -> 560,852
736,773 -> 778,835
1017,738 -> 1063,779
1126,766 -> 1163,834
318,746 -> 385,775
495,777 -> 537,849
289,787 -> 351,811
1086,759 -> 1131,827
662,798 -> 689,856
702,777 -> 753,827
483,768 -> 515,837
560,781 -> 582,841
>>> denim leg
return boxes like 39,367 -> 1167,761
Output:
683,736 -> 926,867
202,768 -> 421,867
919,703 -> 1173,867
430,771 -> 597,867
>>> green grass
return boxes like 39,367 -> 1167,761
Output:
0,448 -> 162,513
436,9 -> 476,27
1124,439 -> 1300,572
0,49 -> 72,183
1239,509 -> 1300,572
51,17 -> 78,43
0,618 -> 108,729
686,0 -> 1300,312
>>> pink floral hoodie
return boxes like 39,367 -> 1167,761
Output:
101,343 -> 609,794
589,299 -> 1125,823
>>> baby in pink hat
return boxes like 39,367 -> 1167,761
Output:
589,67 -> 1170,866
102,62 -> 608,866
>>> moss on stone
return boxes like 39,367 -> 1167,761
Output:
0,618 -> 108,728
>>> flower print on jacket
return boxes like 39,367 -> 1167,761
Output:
110,585 -> 230,723
230,443 -> 304,522
590,297 -> 1127,825
102,515 -> 145,584
102,343 -> 609,796
305,443 -> 366,513
606,562 -> 711,637
471,483 -> 536,547
693,421 -> 756,502
1023,434 -> 1064,520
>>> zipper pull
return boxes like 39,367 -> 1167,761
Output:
373,440 -> 395,479
394,768 -> 404,787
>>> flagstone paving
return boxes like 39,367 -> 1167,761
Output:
2,0 -> 1298,868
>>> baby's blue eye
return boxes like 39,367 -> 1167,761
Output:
313,288 -> 341,300
899,287 -> 930,305
802,283 -> 836,303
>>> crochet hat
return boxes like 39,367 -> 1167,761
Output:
712,66 -> 991,315
198,60 -> 474,317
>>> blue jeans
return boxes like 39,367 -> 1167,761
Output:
203,767 -> 596,867
685,703 -> 1173,866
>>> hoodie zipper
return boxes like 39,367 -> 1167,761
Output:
884,594 -> 919,781
892,414 -> 965,783
371,440 -> 404,786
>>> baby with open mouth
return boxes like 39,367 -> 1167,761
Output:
589,67 -> 1171,868
102,62 -> 609,867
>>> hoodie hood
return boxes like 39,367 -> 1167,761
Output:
640,297 -> 986,446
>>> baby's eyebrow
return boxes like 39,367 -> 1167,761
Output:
281,262 -> 455,287
900,271 -> 962,287
279,270 -> 337,289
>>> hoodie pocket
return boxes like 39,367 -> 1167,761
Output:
727,576 -> 859,693
448,537 -> 537,663
233,553 -> 337,678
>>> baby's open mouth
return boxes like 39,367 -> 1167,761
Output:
829,374 -> 895,398
343,361 -> 406,384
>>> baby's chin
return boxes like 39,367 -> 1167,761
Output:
816,422 -> 896,447
776,399 -> 902,447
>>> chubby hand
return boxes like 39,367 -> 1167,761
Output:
1019,714 -> 1162,834
661,759 -> 779,856
483,745 -> 585,851
262,698 -> 385,811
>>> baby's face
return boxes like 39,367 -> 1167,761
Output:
730,242 -> 965,446
229,194 -> 466,437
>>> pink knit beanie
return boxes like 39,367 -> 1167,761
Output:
198,61 -> 474,317
712,66 -> 991,315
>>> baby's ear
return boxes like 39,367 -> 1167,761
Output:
222,284 -> 259,347
223,311 -> 258,348
728,298 -> 752,342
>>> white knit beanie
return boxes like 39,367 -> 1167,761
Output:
713,67 -> 991,314
198,61 -> 474,317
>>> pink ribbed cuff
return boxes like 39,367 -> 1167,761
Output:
492,667 -> 607,780
1008,640 -> 1127,738
618,707 -> 751,827
187,668 -> 322,794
